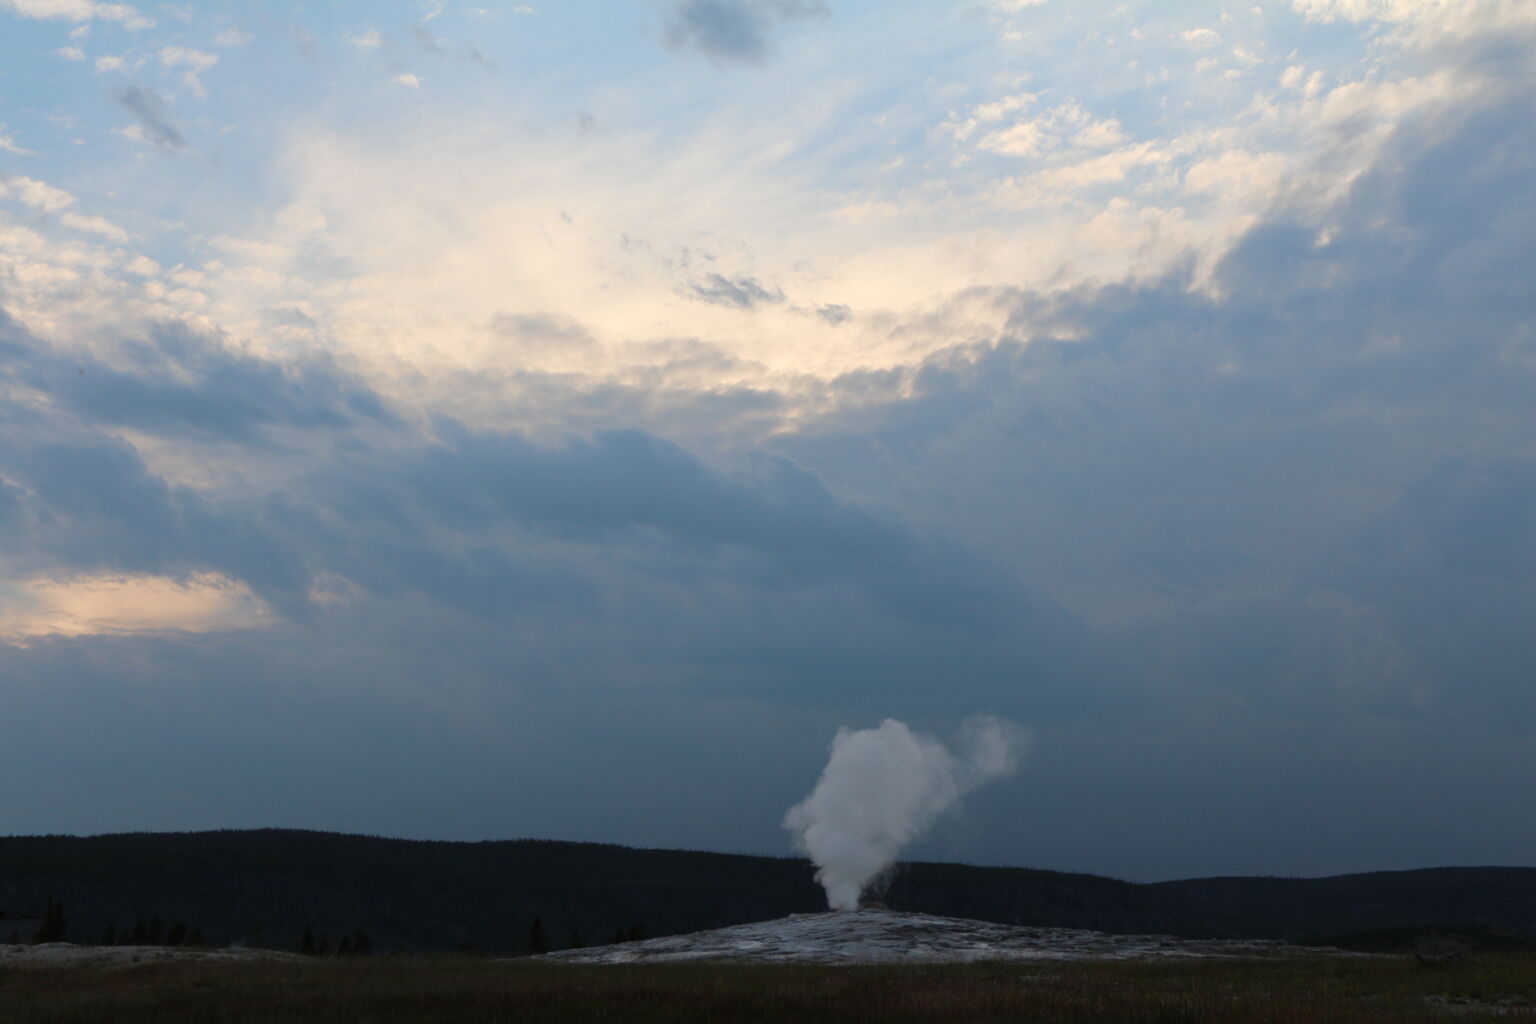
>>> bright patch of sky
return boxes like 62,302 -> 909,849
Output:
1,0 -> 1464,410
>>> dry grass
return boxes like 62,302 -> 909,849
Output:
2,950 -> 1535,1022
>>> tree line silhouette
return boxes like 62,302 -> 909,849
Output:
7,894 -> 648,957
5,830 -> 1536,954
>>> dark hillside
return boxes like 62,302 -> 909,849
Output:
0,830 -> 825,953
1,830 -> 1533,953
1147,868 -> 1536,943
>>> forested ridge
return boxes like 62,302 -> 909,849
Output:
2,830 -> 1533,954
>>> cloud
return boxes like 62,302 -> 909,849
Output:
786,82 -> 1536,729
158,45 -> 218,96
0,128 -> 32,155
663,0 -> 829,64
410,23 -> 443,54
59,211 -> 129,242
39,323 -> 393,444
686,273 -> 785,309
392,73 -> 423,89
0,572 -> 272,644
969,99 -> 1130,159
213,26 -> 251,47
120,1 -> 1490,421
0,0 -> 152,29
0,305 -> 1037,647
1290,0 -> 1536,38
114,85 -> 186,151
489,312 -> 599,357
346,28 -> 385,49
0,174 -> 76,211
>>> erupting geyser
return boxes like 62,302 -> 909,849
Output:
783,716 -> 1029,911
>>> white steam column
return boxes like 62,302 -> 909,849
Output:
783,716 -> 1029,911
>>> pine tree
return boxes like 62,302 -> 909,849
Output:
299,926 -> 317,956
565,928 -> 586,950
32,896 -> 67,944
527,916 -> 549,955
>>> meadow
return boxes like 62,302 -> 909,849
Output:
2,950 -> 1535,1023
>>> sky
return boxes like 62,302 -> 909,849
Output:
1,0 -> 1533,883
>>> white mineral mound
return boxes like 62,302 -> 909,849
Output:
540,908 -> 1327,965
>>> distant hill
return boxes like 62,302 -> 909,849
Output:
1,830 -> 1532,954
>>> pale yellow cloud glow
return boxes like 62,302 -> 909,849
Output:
175,117 -> 1247,415
0,11 -> 1496,445
0,572 -> 273,644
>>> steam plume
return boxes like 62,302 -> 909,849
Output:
783,716 -> 1029,911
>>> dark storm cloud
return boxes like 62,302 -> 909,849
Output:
1318,457 -> 1536,715
785,88 -> 1536,727
114,86 -> 187,151
378,427 -> 1065,647
65,326 -> 390,442
0,314 -> 391,616
5,319 -> 393,444
663,0 -> 829,64
0,304 -> 1075,701
279,421 -> 1081,691
686,273 -> 785,309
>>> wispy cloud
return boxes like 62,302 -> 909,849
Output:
346,28 -> 385,49
686,273 -> 785,309
410,23 -> 442,54
663,0 -> 828,64
158,45 -> 218,96
114,85 -> 187,151
0,127 -> 34,155
60,210 -> 130,242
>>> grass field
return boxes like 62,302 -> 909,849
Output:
2,950 -> 1535,1022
